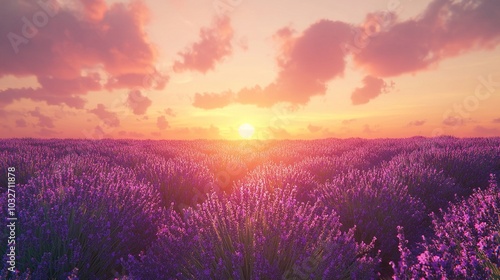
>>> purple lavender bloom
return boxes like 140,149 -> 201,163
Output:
393,174 -> 500,279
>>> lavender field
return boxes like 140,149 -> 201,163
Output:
1,137 -> 499,279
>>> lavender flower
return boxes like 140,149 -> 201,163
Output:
126,183 -> 380,279
392,174 -> 500,279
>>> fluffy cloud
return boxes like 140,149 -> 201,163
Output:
127,90 -> 152,115
192,20 -> 352,109
353,0 -> 500,77
29,107 -> 54,128
88,103 -> 120,127
0,0 -> 163,108
173,16 -> 234,73
442,116 -> 471,127
408,120 -> 426,127
0,87 -> 87,109
191,0 -> 500,109
263,20 -> 352,104
15,119 -> 27,128
157,116 -> 169,130
105,71 -> 168,91
351,75 -> 391,105
164,108 -> 176,117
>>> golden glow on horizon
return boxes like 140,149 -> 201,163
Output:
238,123 -> 255,139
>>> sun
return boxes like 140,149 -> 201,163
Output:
238,123 -> 255,139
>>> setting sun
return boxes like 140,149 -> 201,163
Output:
238,123 -> 255,139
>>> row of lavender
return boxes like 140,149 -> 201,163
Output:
0,137 -> 499,279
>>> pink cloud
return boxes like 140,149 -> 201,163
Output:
164,108 -> 176,117
351,75 -> 392,105
15,119 -> 27,128
275,21 -> 351,83
492,118 -> 500,123
157,116 -> 169,130
353,0 -> 500,77
173,16 -> 234,73
88,103 -> 120,127
408,120 -> 426,127
127,90 -> 152,115
106,71 -> 168,91
192,20 -> 353,109
250,20 -> 352,106
187,0 -> 500,109
29,107 -> 54,128
38,75 -> 102,96
79,0 -> 107,22
0,0 -> 163,108
442,116 -> 471,127
233,85 -> 273,107
193,91 -> 235,109
0,87 -> 87,109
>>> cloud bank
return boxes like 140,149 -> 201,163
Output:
193,0 -> 500,109
0,0 -> 164,109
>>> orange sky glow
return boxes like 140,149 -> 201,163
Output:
1,0 -> 499,140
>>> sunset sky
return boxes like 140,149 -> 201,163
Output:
1,0 -> 499,140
